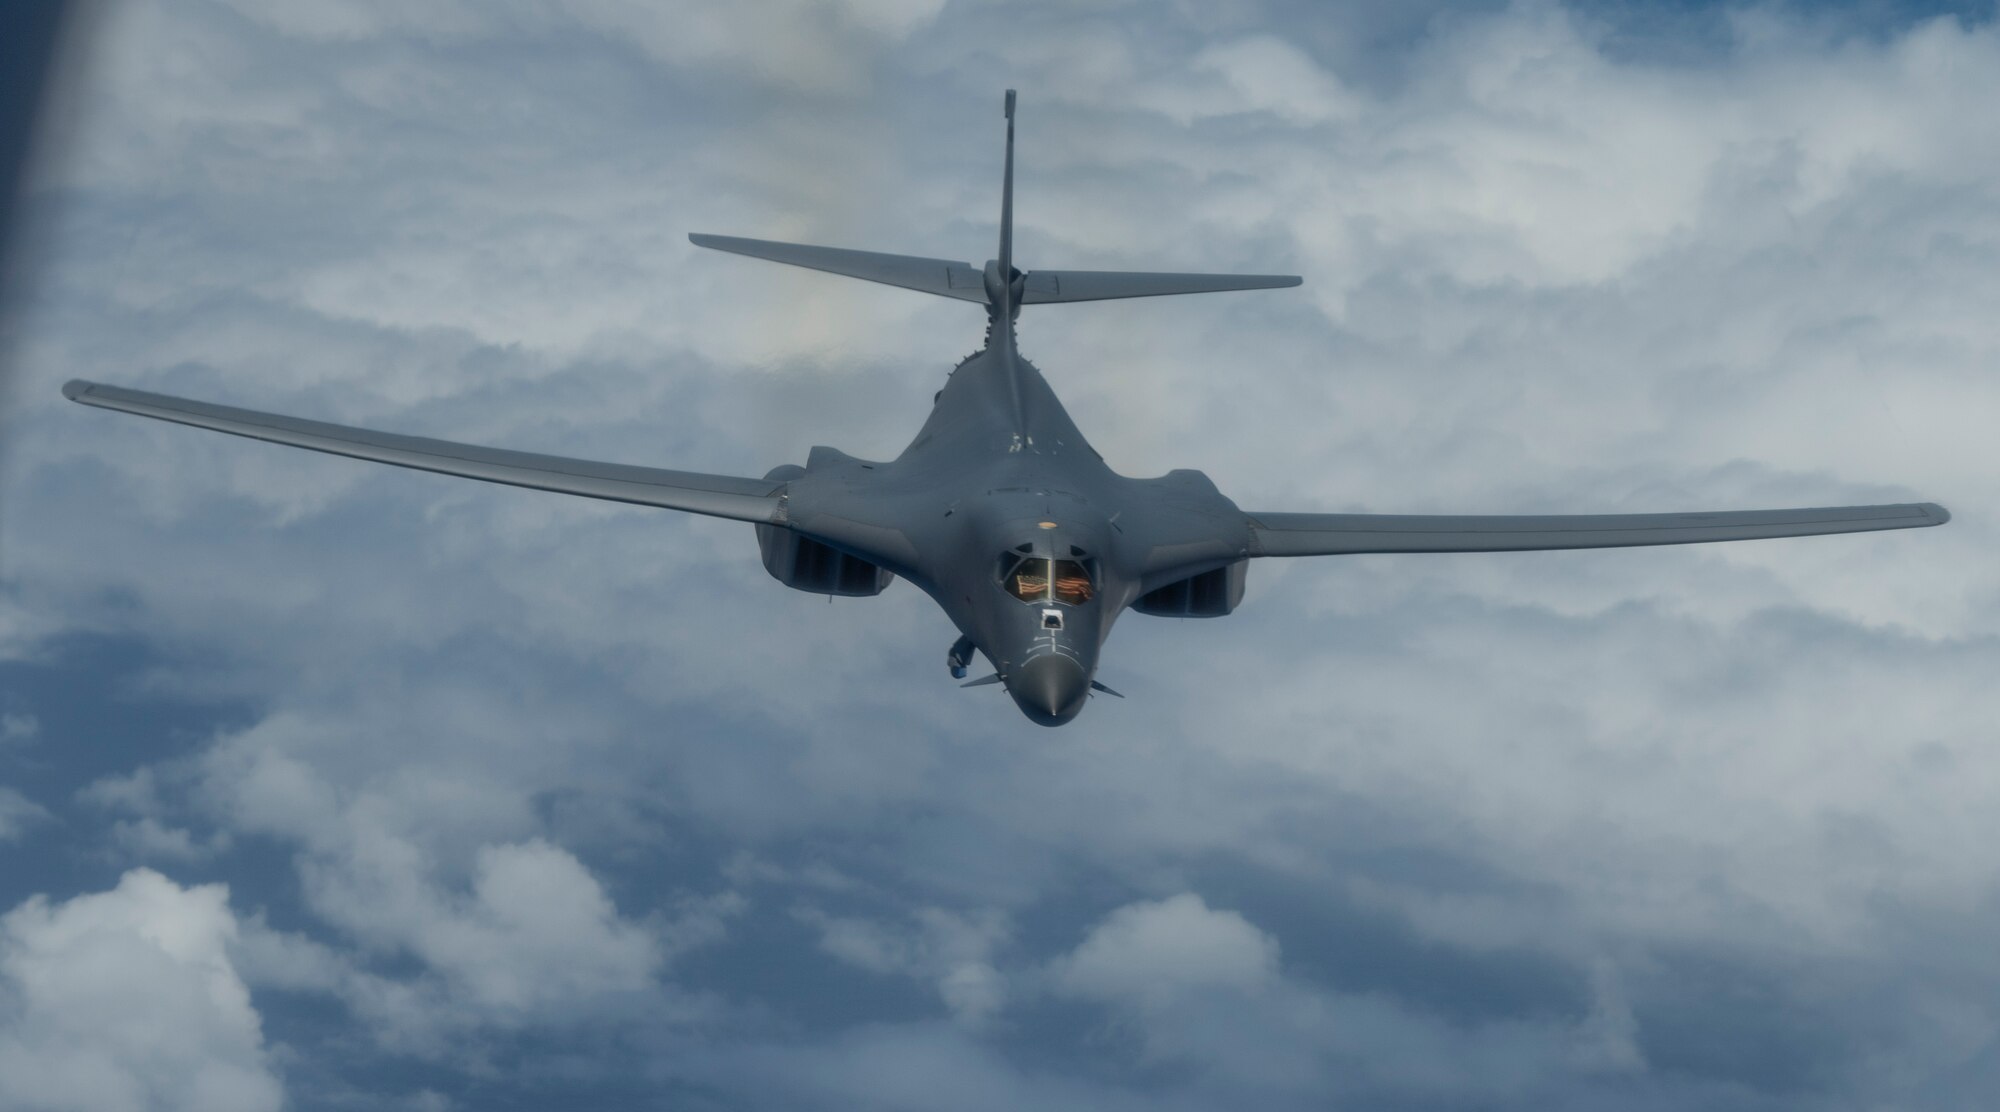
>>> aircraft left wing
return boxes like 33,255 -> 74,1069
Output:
1244,502 -> 1950,556
62,380 -> 787,524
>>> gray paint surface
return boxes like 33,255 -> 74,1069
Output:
63,91 -> 1948,726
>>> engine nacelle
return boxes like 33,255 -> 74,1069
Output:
755,464 -> 894,597
758,525 -> 895,596
1132,560 -> 1246,618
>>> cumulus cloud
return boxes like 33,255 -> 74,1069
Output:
79,768 -> 231,862
1055,893 -> 1278,1006
108,817 -> 227,862
796,903 -> 1012,1025
1046,894 -> 1317,1084
193,718 -> 672,1037
1036,892 -> 1657,1099
226,843 -> 682,1059
0,869 -> 283,1112
426,839 -> 662,1011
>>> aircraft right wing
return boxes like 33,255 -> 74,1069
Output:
1244,502 -> 1950,556
63,380 -> 787,524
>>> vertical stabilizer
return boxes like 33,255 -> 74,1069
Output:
999,89 -> 1016,285
981,88 -> 1019,323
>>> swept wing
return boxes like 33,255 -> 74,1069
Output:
62,380 -> 785,523
1245,503 -> 1949,556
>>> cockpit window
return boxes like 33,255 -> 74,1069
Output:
1005,558 -> 1048,601
1002,556 -> 1094,605
1052,560 -> 1092,604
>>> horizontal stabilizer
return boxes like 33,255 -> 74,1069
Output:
690,234 -> 988,303
1020,270 -> 1300,303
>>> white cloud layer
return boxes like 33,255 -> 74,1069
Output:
0,870 -> 282,1112
190,714 -> 675,1043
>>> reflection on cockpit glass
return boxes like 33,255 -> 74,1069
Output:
1053,560 -> 1092,604
1003,556 -> 1093,604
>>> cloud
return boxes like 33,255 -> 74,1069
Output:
1134,35 -> 1364,126
206,0 -> 949,100
796,903 -> 1012,1026
0,786 -> 48,842
694,1021 -> 1186,1112
1055,893 -> 1278,1006
194,720 -> 672,1036
567,0 -> 949,92
78,768 -> 232,862
107,817 -> 228,862
425,838 -> 663,1011
1045,893 -> 1321,1085
1034,890 -> 1660,1099
233,846 -> 677,1058
0,869 -> 283,1112
0,713 -> 37,744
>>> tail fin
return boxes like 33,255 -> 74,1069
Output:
688,90 -> 1302,309
997,89 -> 1017,300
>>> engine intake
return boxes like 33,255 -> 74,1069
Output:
1133,560 -> 1246,618
755,464 -> 893,597
759,526 -> 894,596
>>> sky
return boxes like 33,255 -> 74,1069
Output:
2,0 -> 1998,1108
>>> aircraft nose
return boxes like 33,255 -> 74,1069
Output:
1008,654 -> 1090,726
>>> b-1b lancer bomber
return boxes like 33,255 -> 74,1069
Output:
66,92 -> 1950,725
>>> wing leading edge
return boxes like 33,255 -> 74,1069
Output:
1245,503 -> 1950,556
62,380 -> 786,524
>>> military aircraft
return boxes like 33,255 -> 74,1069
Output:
65,91 -> 1949,726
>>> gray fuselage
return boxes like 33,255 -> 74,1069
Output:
779,311 -> 1249,725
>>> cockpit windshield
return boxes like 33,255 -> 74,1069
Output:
1002,555 -> 1094,605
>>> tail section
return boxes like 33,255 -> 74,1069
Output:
688,90 -> 1302,310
